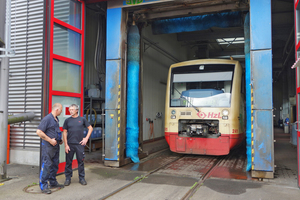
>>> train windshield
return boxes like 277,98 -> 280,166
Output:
170,64 -> 234,107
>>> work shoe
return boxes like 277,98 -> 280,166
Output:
42,188 -> 51,194
64,179 -> 71,186
49,183 -> 64,189
79,179 -> 87,185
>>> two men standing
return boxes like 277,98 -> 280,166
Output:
36,103 -> 93,194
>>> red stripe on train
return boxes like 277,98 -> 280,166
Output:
165,132 -> 245,156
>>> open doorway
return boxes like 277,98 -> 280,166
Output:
83,2 -> 106,155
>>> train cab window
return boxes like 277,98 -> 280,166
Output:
170,64 -> 234,107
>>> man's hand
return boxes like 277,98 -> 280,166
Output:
49,138 -> 57,146
79,137 -> 88,146
65,145 -> 70,154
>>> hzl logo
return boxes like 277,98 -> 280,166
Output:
197,111 -> 221,119
126,0 -> 143,5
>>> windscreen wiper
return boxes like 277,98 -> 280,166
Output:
173,87 -> 199,113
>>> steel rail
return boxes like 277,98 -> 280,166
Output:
99,153 -> 185,200
180,155 -> 227,200
181,146 -> 244,200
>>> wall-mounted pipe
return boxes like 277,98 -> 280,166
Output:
7,112 -> 35,124
8,112 -> 35,124
126,24 -> 140,163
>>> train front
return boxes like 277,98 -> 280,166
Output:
164,59 -> 245,156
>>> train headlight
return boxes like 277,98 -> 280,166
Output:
171,115 -> 176,119
222,109 -> 229,116
171,110 -> 176,115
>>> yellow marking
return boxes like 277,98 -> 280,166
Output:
118,117 -> 120,121
118,124 -> 120,128
119,85 -> 120,88
252,141 -> 254,145
118,151 -> 119,155
252,157 -> 254,162
251,133 -> 253,137
118,110 -> 120,114
118,98 -> 120,102
118,130 -> 120,135
252,149 -> 254,153
118,144 -> 120,148
251,97 -> 253,101
118,91 -> 121,95
251,117 -> 253,121
118,137 -> 120,142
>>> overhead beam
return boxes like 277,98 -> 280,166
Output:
136,0 -> 241,13
136,2 -> 248,20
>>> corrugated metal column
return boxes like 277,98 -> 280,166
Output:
250,0 -> 274,178
105,4 -> 126,167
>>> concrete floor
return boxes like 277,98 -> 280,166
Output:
0,128 -> 299,199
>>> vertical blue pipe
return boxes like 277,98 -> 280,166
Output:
126,25 -> 140,163
244,13 -> 251,171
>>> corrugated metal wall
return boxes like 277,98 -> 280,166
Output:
8,0 -> 44,149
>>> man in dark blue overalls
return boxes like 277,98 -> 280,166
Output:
36,103 -> 64,194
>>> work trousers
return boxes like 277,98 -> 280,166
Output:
39,142 -> 59,190
65,144 -> 85,180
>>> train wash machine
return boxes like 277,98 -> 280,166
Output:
104,0 -> 275,179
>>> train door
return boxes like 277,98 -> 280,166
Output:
46,0 -> 85,173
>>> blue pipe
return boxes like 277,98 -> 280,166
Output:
126,25 -> 140,163
244,13 -> 251,171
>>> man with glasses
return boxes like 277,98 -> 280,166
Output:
63,104 -> 93,186
36,103 -> 64,194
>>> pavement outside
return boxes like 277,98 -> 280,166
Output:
0,129 -> 299,200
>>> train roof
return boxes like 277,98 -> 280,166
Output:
169,59 -> 241,69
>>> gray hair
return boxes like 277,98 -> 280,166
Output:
69,104 -> 79,110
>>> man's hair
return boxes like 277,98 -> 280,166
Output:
70,104 -> 79,110
52,103 -> 62,111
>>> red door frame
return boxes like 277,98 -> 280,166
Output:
49,0 -> 85,173
294,0 -> 300,188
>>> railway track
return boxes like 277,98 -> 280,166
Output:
181,155 -> 227,200
99,149 -> 229,200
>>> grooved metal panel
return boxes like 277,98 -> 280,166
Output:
106,8 -> 122,60
252,110 -> 274,172
8,0 -> 44,149
251,50 -> 272,110
105,60 -> 121,110
249,0 -> 272,50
